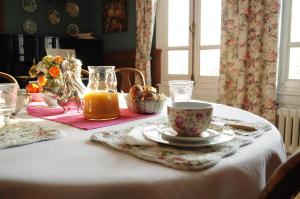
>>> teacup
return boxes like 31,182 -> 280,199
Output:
167,101 -> 213,137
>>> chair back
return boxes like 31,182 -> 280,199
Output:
115,67 -> 145,92
0,72 -> 19,87
81,69 -> 89,77
259,150 -> 300,199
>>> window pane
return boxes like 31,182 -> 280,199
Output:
200,0 -> 221,45
290,0 -> 300,42
200,49 -> 220,76
288,48 -> 300,79
168,50 -> 189,74
168,0 -> 189,47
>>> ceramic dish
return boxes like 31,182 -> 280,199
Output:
143,125 -> 235,147
65,2 -> 79,17
67,24 -> 79,37
21,0 -> 37,13
156,123 -> 220,142
23,19 -> 37,35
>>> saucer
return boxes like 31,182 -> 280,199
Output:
143,125 -> 235,148
156,123 -> 220,142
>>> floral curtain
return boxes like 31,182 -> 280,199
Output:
218,0 -> 280,123
135,0 -> 157,85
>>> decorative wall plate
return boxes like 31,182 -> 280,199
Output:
21,0 -> 37,13
65,2 -> 79,18
67,24 -> 79,37
48,9 -> 61,25
23,19 -> 37,35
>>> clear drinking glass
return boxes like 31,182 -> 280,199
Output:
168,80 -> 194,102
0,83 -> 18,123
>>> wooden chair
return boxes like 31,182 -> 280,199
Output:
81,69 -> 89,77
0,72 -> 19,87
115,67 -> 145,92
259,150 -> 300,199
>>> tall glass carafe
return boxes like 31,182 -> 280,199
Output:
83,66 -> 120,120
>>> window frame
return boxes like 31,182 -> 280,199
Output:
278,0 -> 300,96
156,0 -> 220,101
158,0 -> 193,82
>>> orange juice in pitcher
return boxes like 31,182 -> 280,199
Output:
83,66 -> 120,120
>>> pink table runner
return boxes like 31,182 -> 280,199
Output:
27,103 -> 156,130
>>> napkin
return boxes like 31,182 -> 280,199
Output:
211,121 -> 257,132
121,126 -> 156,146
0,120 -> 64,149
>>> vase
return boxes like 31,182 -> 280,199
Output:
57,56 -> 86,112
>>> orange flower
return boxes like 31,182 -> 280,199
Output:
49,66 -> 60,78
54,56 -> 64,64
26,83 -> 40,93
37,76 -> 47,86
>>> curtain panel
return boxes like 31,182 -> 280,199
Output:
218,0 -> 280,123
135,0 -> 157,85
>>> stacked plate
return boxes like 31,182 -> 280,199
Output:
143,123 -> 235,147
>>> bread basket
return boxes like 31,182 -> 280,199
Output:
125,95 -> 166,114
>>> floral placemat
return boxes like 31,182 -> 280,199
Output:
91,117 -> 271,171
0,120 -> 64,149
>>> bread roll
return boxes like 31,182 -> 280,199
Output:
143,85 -> 157,93
142,91 -> 158,100
129,85 -> 143,100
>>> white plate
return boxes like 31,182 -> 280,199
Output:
143,125 -> 235,147
156,124 -> 220,142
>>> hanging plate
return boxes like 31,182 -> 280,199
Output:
65,2 -> 80,18
67,24 -> 79,37
23,19 -> 37,35
48,9 -> 61,25
21,0 -> 37,13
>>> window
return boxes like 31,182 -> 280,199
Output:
167,0 -> 189,75
278,0 -> 300,103
287,0 -> 300,80
156,0 -> 222,101
199,0 -> 221,76
157,0 -> 300,105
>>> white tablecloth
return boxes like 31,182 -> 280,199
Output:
0,99 -> 286,199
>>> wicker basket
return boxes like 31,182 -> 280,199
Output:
125,95 -> 166,114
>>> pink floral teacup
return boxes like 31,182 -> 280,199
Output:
167,101 -> 213,137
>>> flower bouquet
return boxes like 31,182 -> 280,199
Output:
29,55 -> 64,106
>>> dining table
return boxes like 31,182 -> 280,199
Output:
0,95 -> 286,199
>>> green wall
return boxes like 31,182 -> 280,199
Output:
3,0 -> 137,51
4,0 -> 91,36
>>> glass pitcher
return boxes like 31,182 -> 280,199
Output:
83,66 -> 120,120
